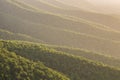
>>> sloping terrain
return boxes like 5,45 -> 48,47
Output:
0,0 -> 120,57
1,0 -> 120,41
0,48 -> 69,80
1,0 -> 120,80
35,0 -> 120,31
52,46 -> 120,68
0,28 -> 43,42
1,40 -> 120,80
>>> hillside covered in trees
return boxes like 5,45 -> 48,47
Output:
1,0 -> 120,80
0,47 -> 69,80
0,40 -> 120,80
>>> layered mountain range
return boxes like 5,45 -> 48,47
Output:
0,0 -> 120,80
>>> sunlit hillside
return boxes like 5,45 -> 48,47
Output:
0,0 -> 120,80
1,40 -> 120,80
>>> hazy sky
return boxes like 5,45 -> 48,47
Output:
58,0 -> 120,14
87,0 -> 120,5
59,0 -> 120,7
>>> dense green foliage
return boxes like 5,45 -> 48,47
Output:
1,0 -> 120,80
0,0 -> 120,80
0,48 -> 70,80
1,40 -> 120,80
52,46 -> 120,68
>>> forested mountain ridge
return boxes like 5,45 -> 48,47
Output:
52,46 -> 120,68
0,48 -> 70,80
1,0 -> 120,80
1,40 -> 120,80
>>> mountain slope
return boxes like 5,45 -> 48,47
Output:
38,0 -> 120,31
52,46 -> 120,68
2,0 -> 120,41
1,0 -> 120,80
0,28 -> 43,42
0,0 -> 120,57
1,40 -> 120,80
0,48 -> 69,80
